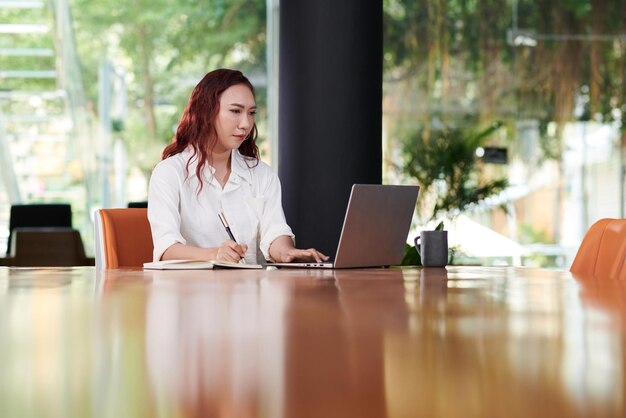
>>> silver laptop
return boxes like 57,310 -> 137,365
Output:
269,184 -> 419,269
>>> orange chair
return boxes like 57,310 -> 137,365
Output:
570,218 -> 626,280
94,208 -> 153,269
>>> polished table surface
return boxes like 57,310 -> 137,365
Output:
0,266 -> 624,417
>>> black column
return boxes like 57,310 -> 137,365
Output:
279,0 -> 382,256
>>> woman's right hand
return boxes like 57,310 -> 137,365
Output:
215,240 -> 248,263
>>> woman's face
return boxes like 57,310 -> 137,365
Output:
213,84 -> 256,153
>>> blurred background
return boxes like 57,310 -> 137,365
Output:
0,0 -> 624,268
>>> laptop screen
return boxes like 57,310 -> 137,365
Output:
332,184 -> 419,268
269,184 -> 419,269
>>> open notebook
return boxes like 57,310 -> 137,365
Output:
143,259 -> 263,270
268,184 -> 419,269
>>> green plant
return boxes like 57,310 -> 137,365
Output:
401,243 -> 421,266
402,121 -> 508,221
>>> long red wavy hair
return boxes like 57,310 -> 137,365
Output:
162,68 -> 259,191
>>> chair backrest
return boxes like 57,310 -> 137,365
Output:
127,201 -> 148,208
94,208 -> 153,269
9,227 -> 92,267
570,218 -> 626,280
7,203 -> 72,255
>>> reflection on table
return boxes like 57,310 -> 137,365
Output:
0,266 -> 624,417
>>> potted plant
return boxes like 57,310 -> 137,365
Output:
399,121 -> 508,266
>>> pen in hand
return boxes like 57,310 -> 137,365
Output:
218,212 -> 246,263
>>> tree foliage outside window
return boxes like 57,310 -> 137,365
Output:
70,0 -> 267,178
383,0 -> 626,232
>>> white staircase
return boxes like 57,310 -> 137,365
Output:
0,0 -> 94,254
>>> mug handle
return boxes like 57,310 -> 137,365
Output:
414,235 -> 421,252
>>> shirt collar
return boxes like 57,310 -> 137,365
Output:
230,150 -> 254,185
181,147 -> 253,185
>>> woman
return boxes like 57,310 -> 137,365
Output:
148,68 -> 328,264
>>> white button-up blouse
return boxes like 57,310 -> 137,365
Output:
148,148 -> 294,262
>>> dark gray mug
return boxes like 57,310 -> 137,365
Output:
415,230 -> 448,267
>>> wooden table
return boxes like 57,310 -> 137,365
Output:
0,266 -> 624,417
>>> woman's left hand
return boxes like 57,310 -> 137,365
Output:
278,248 -> 329,263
